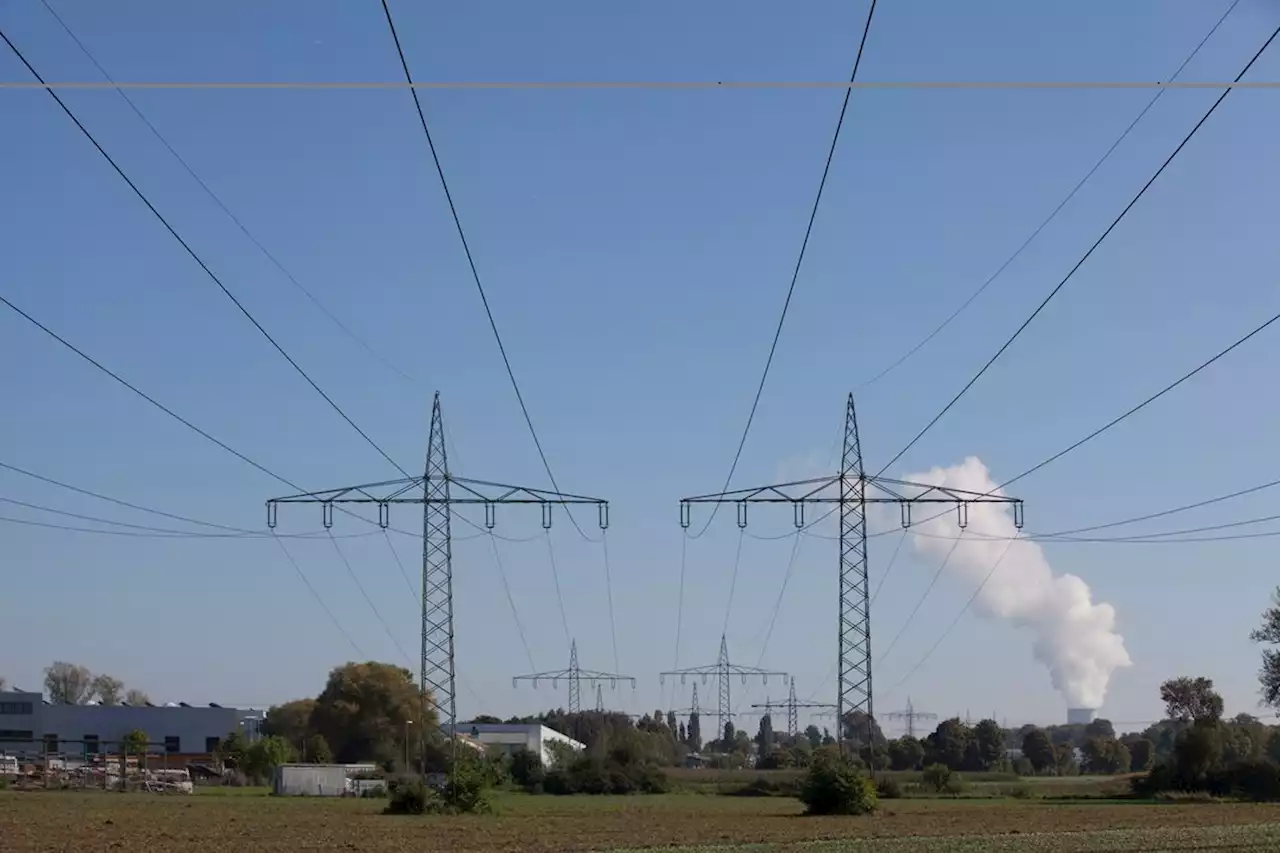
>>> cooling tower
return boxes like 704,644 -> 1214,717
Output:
1067,707 -> 1097,726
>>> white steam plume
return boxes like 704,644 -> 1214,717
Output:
902,457 -> 1131,709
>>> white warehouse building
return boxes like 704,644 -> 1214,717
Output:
453,722 -> 583,766
0,690 -> 264,758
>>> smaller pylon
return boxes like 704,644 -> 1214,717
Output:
513,639 -> 635,716
595,683 -> 604,713
751,677 -> 835,738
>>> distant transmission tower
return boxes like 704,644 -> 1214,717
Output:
660,634 -> 787,737
679,394 -> 1025,756
883,697 -> 938,739
750,678 -> 835,738
266,393 -> 609,775
513,639 -> 635,716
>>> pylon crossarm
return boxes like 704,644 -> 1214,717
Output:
575,671 -> 637,686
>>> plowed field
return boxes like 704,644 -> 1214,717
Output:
2,790 -> 1278,851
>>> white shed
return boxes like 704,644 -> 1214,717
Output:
272,763 -> 351,797
452,723 -> 584,766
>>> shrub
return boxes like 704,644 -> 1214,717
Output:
798,755 -> 878,816
382,769 -> 493,815
509,749 -> 545,792
538,754 -> 669,796
1230,759 -> 1280,801
942,775 -> 968,796
875,777 -> 903,799
384,775 -> 430,815
998,782 -> 1032,799
921,763 -> 953,794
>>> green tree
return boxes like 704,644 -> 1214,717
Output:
1124,737 -> 1155,772
755,714 -> 775,753
687,712 -> 702,752
1084,718 -> 1116,740
721,721 -> 735,752
121,729 -> 148,757
804,725 -> 822,750
1081,736 -> 1129,774
309,662 -> 431,765
887,736 -> 924,771
124,688 -> 149,706
90,675 -> 124,706
925,719 -> 972,770
242,735 -> 295,782
215,731 -> 247,769
43,661 -> 94,705
1021,728 -> 1055,773
1173,721 -> 1223,786
973,719 -> 1005,770
678,721 -> 687,744
1160,676 -> 1224,724
1251,587 -> 1280,710
262,698 -> 317,753
841,710 -> 886,748
1053,742 -> 1078,776
666,711 -> 677,732
305,734 -> 333,764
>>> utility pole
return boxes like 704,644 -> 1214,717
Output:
679,394 -> 1024,758
660,634 -> 787,743
883,698 -> 938,739
266,392 -> 609,783
513,639 -> 635,717
750,678 -> 835,739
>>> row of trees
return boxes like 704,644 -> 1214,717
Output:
36,661 -> 150,706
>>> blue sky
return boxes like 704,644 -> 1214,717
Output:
2,0 -> 1279,734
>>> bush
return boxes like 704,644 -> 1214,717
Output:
921,763 -> 952,794
510,749 -> 545,792
539,754 -> 669,796
798,755 -> 878,816
875,777 -> 903,799
360,785 -> 388,799
998,782 -> 1032,799
383,775 -> 430,815
382,769 -> 492,815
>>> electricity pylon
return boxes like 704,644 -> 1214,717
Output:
266,392 -> 609,773
751,678 -> 836,738
679,394 -> 1024,757
883,697 -> 938,739
513,638 -> 635,716
668,682 -> 714,718
660,634 -> 787,738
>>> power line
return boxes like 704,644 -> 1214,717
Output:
0,294 -> 413,653
721,527 -> 747,637
485,532 -> 537,671
381,529 -> 419,599
882,535 -> 1020,697
996,308 -> 1280,492
0,494 -> 267,538
543,530 -> 573,649
376,0 -> 593,538
869,528 -> 909,606
876,531 -> 965,667
37,0 -> 420,386
600,529 -> 622,674
0,513 -> 264,539
753,531 -> 806,665
0,27 -> 411,479
876,22 -> 1280,477
691,0 -> 880,537
327,530 -> 412,663
1044,476 -> 1280,538
274,536 -> 366,658
857,0 -> 1242,389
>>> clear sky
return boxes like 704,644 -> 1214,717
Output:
2,0 -> 1279,735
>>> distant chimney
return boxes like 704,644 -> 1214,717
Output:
1067,707 -> 1096,726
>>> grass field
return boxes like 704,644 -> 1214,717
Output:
3,789 -> 1279,852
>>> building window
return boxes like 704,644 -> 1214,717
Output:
205,736 -> 221,754
164,736 -> 180,754
84,735 -> 100,755
0,730 -> 33,741
43,734 -> 58,753
0,702 -> 34,715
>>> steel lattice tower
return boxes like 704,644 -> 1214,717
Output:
266,392 -> 609,777
839,394 -> 872,743
513,639 -> 635,716
679,393 -> 1025,757
660,634 -> 787,737
422,395 -> 455,743
750,677 -> 835,738
884,698 -> 938,739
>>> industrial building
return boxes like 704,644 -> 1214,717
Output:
1067,707 -> 1098,726
0,690 -> 264,759
453,722 -> 584,766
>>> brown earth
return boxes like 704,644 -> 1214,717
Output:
1,790 -> 1278,852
